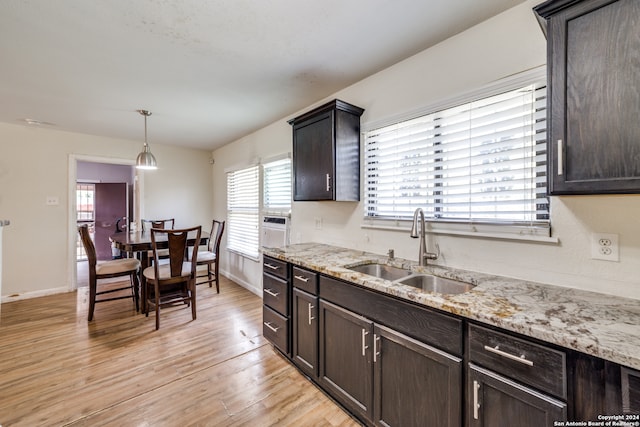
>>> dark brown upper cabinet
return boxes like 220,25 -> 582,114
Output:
535,0 -> 640,195
288,99 -> 364,201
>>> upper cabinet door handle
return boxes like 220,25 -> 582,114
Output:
557,139 -> 563,176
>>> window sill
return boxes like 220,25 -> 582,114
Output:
361,220 -> 559,244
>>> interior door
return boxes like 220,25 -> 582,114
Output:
94,183 -> 127,260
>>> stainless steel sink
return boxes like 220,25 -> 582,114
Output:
348,263 -> 412,281
396,274 -> 475,295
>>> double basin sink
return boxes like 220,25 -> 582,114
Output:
347,263 -> 475,295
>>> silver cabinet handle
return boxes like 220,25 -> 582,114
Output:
373,334 -> 381,363
264,263 -> 279,271
557,139 -> 563,176
473,380 -> 480,420
263,321 -> 279,333
361,329 -> 369,356
294,275 -> 309,283
483,345 -> 534,366
308,303 -> 315,325
326,173 -> 331,191
264,288 -> 279,297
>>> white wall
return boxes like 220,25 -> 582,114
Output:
213,0 -> 640,300
0,122 -> 213,299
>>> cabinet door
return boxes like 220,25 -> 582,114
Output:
468,364 -> 566,427
292,288 -> 318,378
374,324 -> 462,427
546,0 -> 640,194
319,299 -> 373,423
292,111 -> 334,201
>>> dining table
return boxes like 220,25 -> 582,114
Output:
109,229 -> 209,313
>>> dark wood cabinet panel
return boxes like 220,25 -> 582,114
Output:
374,324 -> 462,427
292,288 -> 318,378
535,0 -> 640,194
320,275 -> 463,356
468,323 -> 566,399
292,266 -> 318,295
262,256 -> 291,357
263,305 -> 289,355
468,364 -> 567,427
319,299 -> 374,422
289,99 -> 364,201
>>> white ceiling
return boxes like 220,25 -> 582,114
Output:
0,0 -> 526,151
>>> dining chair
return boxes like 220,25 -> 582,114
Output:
143,225 -> 201,330
141,218 -> 175,262
78,224 -> 140,321
192,220 -> 225,293
141,218 -> 175,231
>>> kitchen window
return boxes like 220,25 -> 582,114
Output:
263,157 -> 292,212
226,165 -> 260,260
363,68 -> 550,240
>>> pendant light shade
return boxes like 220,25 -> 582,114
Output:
135,109 -> 157,170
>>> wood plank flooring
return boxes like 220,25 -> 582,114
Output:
0,276 -> 360,426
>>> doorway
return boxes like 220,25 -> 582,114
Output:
68,155 -> 142,291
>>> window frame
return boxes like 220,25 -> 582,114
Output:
226,165 -> 261,260
361,67 -> 554,242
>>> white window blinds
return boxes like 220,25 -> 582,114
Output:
364,79 -> 548,227
263,158 -> 292,211
227,165 -> 260,259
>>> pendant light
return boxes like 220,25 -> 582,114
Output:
135,109 -> 157,170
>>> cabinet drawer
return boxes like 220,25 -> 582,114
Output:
263,305 -> 289,355
263,273 -> 289,316
263,256 -> 288,280
621,366 -> 640,414
468,323 -> 566,399
292,266 -> 318,295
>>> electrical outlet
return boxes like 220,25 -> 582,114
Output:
591,233 -> 619,261
46,196 -> 59,206
314,217 -> 323,230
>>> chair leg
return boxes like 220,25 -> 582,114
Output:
214,262 -> 220,294
207,264 -> 213,288
88,278 -> 97,321
155,282 -> 160,330
132,273 -> 140,312
191,280 -> 197,321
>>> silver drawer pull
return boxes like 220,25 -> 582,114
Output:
263,321 -> 279,333
473,380 -> 480,419
264,263 -> 279,271
483,345 -> 534,366
326,173 -> 331,191
264,288 -> 280,297
294,275 -> 309,283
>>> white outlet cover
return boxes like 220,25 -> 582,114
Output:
591,233 -> 619,262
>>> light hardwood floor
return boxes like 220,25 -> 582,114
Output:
0,276 -> 360,427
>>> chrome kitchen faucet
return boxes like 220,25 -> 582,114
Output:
410,208 -> 439,266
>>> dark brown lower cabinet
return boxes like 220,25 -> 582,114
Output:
292,288 -> 318,378
319,299 -> 374,422
374,324 -> 462,427
468,364 -> 567,427
319,299 -> 462,427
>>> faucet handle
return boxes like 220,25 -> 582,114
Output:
387,249 -> 395,259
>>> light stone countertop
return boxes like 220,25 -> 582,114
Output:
262,242 -> 640,371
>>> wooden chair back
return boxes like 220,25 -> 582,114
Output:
208,220 -> 225,255
78,224 -> 97,269
142,218 -> 175,231
149,226 -> 201,282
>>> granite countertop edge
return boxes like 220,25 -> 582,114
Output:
262,242 -> 640,371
